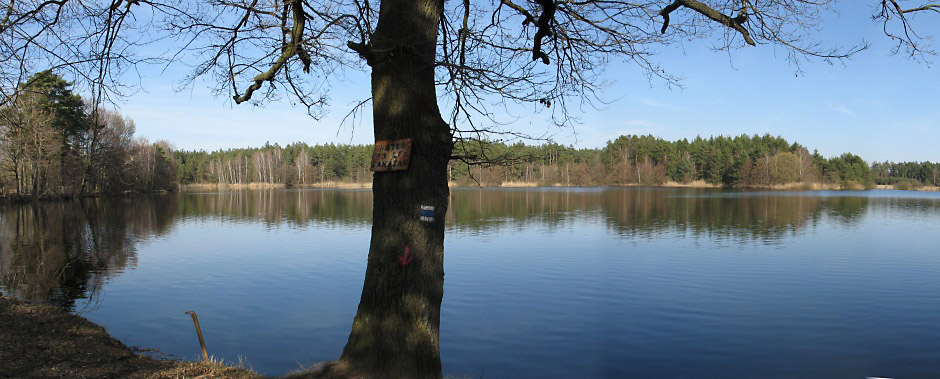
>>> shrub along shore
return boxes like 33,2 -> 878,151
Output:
178,180 -> 940,192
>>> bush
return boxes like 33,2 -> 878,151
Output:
842,181 -> 865,190
895,180 -> 923,191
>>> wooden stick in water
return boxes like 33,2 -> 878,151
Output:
185,311 -> 209,362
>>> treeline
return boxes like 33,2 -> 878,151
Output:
174,134 -> 925,190
0,71 -> 177,200
175,143 -> 373,185
3,71 -> 930,194
453,134 -> 874,188
871,161 -> 940,189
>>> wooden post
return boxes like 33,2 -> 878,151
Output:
185,311 -> 209,362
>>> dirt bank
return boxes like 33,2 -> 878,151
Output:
0,296 -> 262,378
875,184 -> 940,192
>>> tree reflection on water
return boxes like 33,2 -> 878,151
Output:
2,188 -> 935,308
0,195 -> 177,310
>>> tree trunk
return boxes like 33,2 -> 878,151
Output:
79,121 -> 102,197
339,0 -> 451,377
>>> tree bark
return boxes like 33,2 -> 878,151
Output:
339,0 -> 451,377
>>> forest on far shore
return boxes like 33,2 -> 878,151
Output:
3,72 -> 939,201
174,134 -> 940,189
173,134 -> 938,191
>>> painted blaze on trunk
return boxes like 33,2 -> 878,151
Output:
339,0 -> 451,377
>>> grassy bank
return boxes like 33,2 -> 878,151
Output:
0,295 -> 263,378
876,184 -> 940,192
178,180 -> 867,191
749,182 -> 845,190
180,182 -> 373,190
181,182 -> 288,190
478,180 -> 847,190
177,181 -> 940,192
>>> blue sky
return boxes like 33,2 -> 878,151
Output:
116,5 -> 939,163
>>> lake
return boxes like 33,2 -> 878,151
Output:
2,187 -> 940,378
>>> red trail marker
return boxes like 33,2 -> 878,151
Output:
399,246 -> 414,266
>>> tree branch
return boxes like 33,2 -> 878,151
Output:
660,0 -> 755,46
531,0 -> 556,64
891,1 -> 940,14
233,0 -> 307,104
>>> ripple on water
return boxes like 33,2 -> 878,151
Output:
5,188 -> 940,377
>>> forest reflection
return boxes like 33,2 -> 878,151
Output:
0,196 -> 177,309
447,188 -> 872,241
177,189 -> 373,226
3,188 -> 938,307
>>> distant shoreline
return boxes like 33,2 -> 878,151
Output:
0,189 -> 172,205
874,184 -> 940,192
178,181 -> 940,192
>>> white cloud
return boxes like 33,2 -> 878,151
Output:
637,99 -> 667,108
828,103 -> 856,117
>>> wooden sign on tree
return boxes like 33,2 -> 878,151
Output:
370,138 -> 413,171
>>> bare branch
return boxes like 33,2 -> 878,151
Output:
877,0 -> 937,59
660,0 -> 754,46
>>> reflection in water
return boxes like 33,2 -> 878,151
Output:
3,188 -> 939,309
177,189 -> 373,226
606,190 -> 833,242
3,188 -> 940,377
0,196 -> 176,309
447,188 -> 869,244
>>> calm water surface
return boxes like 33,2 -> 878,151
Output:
2,188 -> 940,378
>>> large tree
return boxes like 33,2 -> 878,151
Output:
0,71 -> 87,197
1,0 -> 936,377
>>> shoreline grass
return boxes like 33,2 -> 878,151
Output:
176,181 -> 940,192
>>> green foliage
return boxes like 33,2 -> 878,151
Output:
173,133 -> 883,189
0,76 -> 894,194
1,72 -> 889,193
19,70 -> 88,141
0,70 -> 177,198
825,153 -> 874,189
0,70 -> 90,197
872,161 -> 940,187
601,133 -> 816,187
